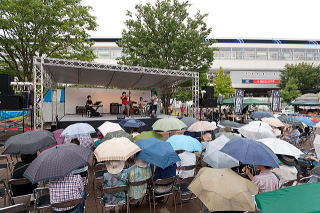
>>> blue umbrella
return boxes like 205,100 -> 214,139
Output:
166,135 -> 202,152
180,117 -> 198,128
220,138 -> 279,168
135,137 -> 180,169
250,111 -> 274,119
119,119 -> 146,128
296,117 -> 315,127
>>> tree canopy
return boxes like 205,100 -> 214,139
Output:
0,0 -> 97,81
280,77 -> 301,103
117,0 -> 215,108
213,67 -> 235,98
279,63 -> 320,94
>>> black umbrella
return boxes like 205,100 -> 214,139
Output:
23,143 -> 92,183
3,130 -> 56,155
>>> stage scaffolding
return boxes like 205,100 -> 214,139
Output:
33,57 -> 199,129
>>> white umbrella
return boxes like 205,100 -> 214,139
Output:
261,117 -> 285,128
248,121 -> 273,131
98,121 -> 124,136
188,121 -> 217,132
258,138 -> 303,158
239,123 -> 275,140
203,135 -> 239,168
61,123 -> 95,137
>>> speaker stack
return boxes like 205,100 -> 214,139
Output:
200,86 -> 217,108
0,74 -> 22,110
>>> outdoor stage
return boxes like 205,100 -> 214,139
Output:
57,113 -> 172,132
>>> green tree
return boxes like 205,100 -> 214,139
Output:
117,0 -> 215,113
213,67 -> 235,98
280,77 -> 302,103
279,63 -> 320,94
0,0 -> 97,81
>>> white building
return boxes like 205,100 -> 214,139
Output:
91,38 -> 320,96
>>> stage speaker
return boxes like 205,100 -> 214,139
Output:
0,95 -> 22,110
117,114 -> 125,119
110,103 -> 120,114
202,86 -> 214,99
199,98 -> 217,108
0,74 -> 14,96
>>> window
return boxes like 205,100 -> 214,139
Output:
293,49 -> 305,60
256,48 -> 268,60
232,48 -> 244,59
215,48 -> 231,59
305,49 -> 317,61
268,48 -> 279,60
243,48 -> 256,60
279,49 -> 293,60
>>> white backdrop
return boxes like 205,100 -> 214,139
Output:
65,87 -> 151,114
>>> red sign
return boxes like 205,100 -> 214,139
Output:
253,80 -> 279,84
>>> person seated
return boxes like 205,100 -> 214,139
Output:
201,132 -> 213,150
153,163 -> 176,195
12,154 -> 38,196
290,126 -> 301,144
243,165 -> 279,193
272,155 -> 298,186
131,128 -> 140,138
176,151 -> 196,179
128,159 -> 151,204
64,135 -> 94,150
94,131 -> 104,148
102,160 -> 136,210
49,173 -> 86,213
85,95 -> 96,117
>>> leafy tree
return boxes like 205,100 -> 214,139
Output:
117,0 -> 215,113
0,0 -> 97,81
213,67 -> 235,98
280,77 -> 301,103
279,63 -> 320,94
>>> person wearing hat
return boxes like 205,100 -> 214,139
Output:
272,155 -> 298,186
102,160 -> 136,210
128,159 -> 151,204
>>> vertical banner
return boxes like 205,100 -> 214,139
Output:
234,89 -> 244,114
271,90 -> 281,112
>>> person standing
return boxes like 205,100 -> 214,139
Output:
151,92 -> 158,115
121,92 -> 129,116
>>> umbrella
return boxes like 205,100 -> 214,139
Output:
238,123 -> 275,140
119,119 -> 146,128
23,143 -> 91,183
180,117 -> 198,128
188,121 -> 217,132
248,121 -> 273,130
133,131 -> 162,141
218,120 -> 243,129
188,167 -> 258,212
93,137 -> 141,162
261,117 -> 285,128
3,130 -> 56,155
61,123 -> 95,137
296,117 -> 315,127
152,117 -> 187,132
40,129 -> 65,152
98,121 -> 123,136
255,182 -> 320,213
203,135 -> 239,168
135,137 -> 180,169
166,135 -> 202,152
250,111 -> 274,119
220,138 -> 279,168
258,138 -> 303,158
215,132 -> 241,140
278,115 -> 302,126
103,130 -> 133,141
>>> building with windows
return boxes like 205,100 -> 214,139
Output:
91,38 -> 320,96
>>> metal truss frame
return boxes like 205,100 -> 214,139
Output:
32,57 -> 199,129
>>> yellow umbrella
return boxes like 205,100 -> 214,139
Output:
188,167 -> 258,212
93,137 -> 141,162
261,117 -> 285,128
188,121 -> 217,132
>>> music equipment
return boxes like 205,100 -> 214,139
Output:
0,95 -> 22,110
199,98 -> 217,108
201,86 -> 214,99
133,107 -> 140,115
110,103 -> 120,114
0,74 -> 14,96
117,114 -> 125,119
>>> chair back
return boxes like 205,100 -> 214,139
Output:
51,198 -> 83,209
94,163 -> 107,178
103,185 -> 128,194
33,187 -> 51,210
8,178 -> 30,187
128,178 -> 149,187
154,177 -> 175,186
0,204 -> 27,213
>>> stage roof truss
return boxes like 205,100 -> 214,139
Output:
33,57 -> 199,129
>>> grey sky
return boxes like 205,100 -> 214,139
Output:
82,0 -> 320,40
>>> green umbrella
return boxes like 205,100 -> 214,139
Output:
215,132 -> 241,140
291,99 -> 320,106
133,131 -> 162,142
255,182 -> 320,213
221,98 -> 270,106
278,115 -> 303,126
152,117 -> 187,132
103,130 -> 133,141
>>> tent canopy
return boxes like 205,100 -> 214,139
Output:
41,58 -> 196,89
291,99 -> 320,106
220,98 -> 271,106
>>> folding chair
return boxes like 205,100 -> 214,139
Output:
7,178 -> 32,206
128,178 -> 151,213
280,179 -> 298,188
102,185 -> 130,213
51,198 -> 84,212
33,187 -> 51,213
0,155 -> 12,180
0,203 -> 28,213
150,177 -> 176,213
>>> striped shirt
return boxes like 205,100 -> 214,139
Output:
252,170 -> 279,193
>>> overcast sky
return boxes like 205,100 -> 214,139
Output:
82,0 -> 320,40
